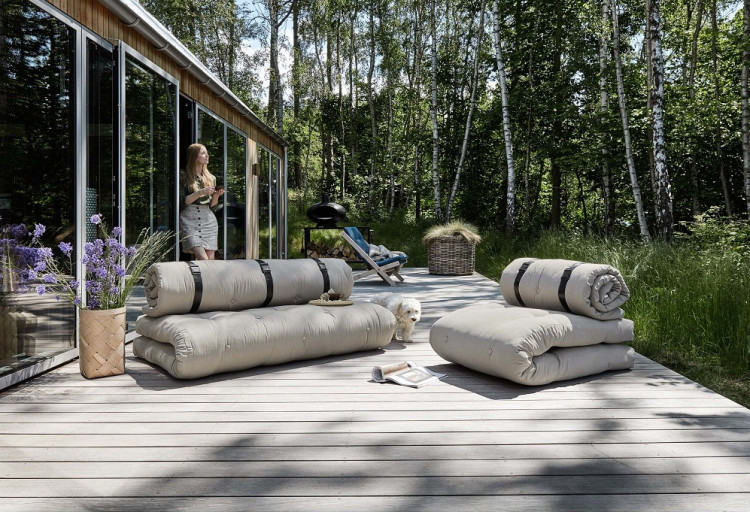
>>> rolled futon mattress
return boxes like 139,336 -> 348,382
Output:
141,258 -> 353,317
429,303 -> 634,385
133,302 -> 396,379
500,258 -> 631,320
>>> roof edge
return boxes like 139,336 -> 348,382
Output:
97,0 -> 287,148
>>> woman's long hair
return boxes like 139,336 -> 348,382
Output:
184,143 -> 216,192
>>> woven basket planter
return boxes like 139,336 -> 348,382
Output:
78,306 -> 126,379
427,235 -> 477,275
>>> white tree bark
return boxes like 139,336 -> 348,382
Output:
492,0 -> 517,234
445,2 -> 485,222
430,0 -> 442,221
649,0 -> 674,239
599,0 -> 613,237
611,0 -> 651,242
743,0 -> 750,219
367,1 -> 378,213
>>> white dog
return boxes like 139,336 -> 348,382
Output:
370,292 -> 422,342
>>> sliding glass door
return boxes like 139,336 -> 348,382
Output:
0,1 -> 77,379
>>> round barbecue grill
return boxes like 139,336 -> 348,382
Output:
306,194 -> 347,227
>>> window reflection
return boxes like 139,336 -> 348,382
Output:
0,1 -> 76,375
125,58 -> 176,244
197,109 -> 226,258
257,147 -> 280,259
225,129 -> 247,259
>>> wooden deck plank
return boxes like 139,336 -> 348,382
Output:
7,442 -> 750,461
4,456 -> 750,477
3,474 -> 750,497
2,495 -> 750,512
1,268 -> 749,511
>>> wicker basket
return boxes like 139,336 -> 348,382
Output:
78,306 -> 126,379
427,235 -> 476,275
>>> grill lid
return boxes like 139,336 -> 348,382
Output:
306,193 -> 347,228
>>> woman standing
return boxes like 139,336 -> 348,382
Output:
179,143 -> 224,260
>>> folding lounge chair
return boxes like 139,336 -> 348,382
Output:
342,227 -> 407,286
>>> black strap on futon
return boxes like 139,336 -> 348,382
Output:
312,258 -> 330,294
557,262 -> 581,313
186,261 -> 203,313
255,259 -> 274,307
513,260 -> 535,307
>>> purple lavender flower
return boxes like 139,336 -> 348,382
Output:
35,285 -> 46,295
112,226 -> 122,237
90,214 -> 103,225
58,241 -> 73,256
32,223 -> 45,241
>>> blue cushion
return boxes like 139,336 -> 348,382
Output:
343,227 -> 369,252
343,227 -> 408,268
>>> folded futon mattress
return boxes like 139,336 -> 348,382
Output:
429,302 -> 634,385
134,302 -> 395,379
141,258 -> 353,317
500,258 -> 630,320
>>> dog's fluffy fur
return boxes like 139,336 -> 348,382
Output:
370,292 -> 422,342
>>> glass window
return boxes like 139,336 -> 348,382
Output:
225,129 -> 247,259
196,109 -> 226,257
86,39 -> 116,239
257,147 -> 272,259
125,57 -> 177,244
0,1 -> 76,375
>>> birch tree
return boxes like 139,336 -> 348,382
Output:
430,0 -> 442,221
649,0 -> 674,239
445,0 -> 486,222
611,0 -> 651,242
366,0 -> 378,213
743,0 -> 750,219
492,0 -> 516,234
599,0 -> 614,236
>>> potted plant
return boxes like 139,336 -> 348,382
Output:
12,214 -> 172,378
422,221 -> 482,276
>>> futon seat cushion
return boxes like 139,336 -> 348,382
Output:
133,302 -> 396,379
429,302 -> 634,386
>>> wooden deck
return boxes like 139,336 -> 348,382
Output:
2,269 -> 750,511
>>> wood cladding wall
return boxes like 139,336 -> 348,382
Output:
47,0 -> 284,156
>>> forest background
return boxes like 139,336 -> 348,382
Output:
142,0 -> 750,404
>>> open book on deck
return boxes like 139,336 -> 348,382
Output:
371,361 -> 446,388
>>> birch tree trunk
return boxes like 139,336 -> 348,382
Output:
349,2 -> 358,201
612,0 -> 651,242
645,0 -> 658,209
291,0 -> 302,189
492,0 -> 517,234
712,0 -> 732,216
367,1 -> 378,214
743,0 -> 750,219
649,0 -> 674,239
445,1 -> 486,223
267,0 -> 279,130
411,0 -> 426,221
599,0 -> 614,237
430,0 -> 443,221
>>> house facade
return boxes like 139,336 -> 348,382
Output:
0,0 -> 288,389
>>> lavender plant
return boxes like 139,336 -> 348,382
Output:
4,214 -> 172,310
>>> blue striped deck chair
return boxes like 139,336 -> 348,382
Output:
342,227 -> 407,286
